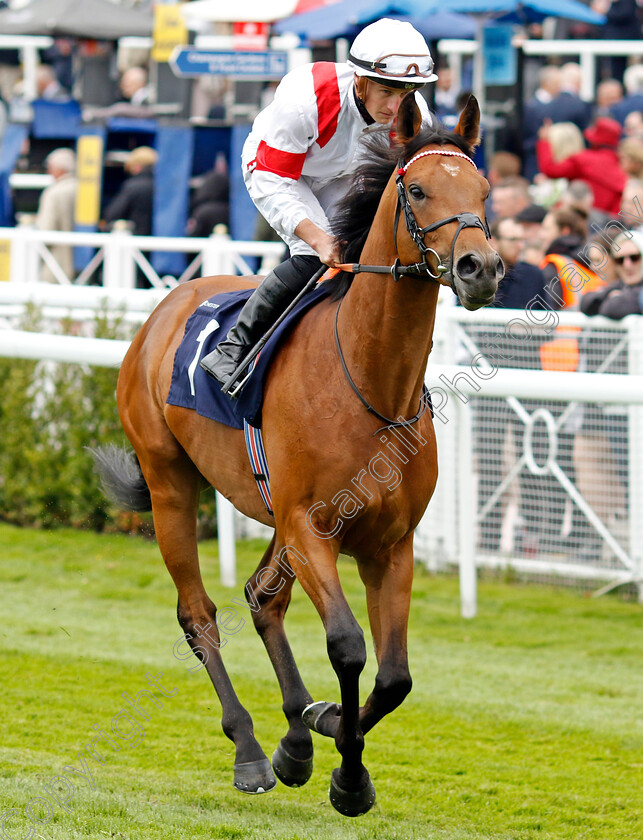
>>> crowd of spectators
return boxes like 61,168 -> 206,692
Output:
1,38 -> 643,306
482,80 -> 643,322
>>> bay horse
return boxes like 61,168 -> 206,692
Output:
93,95 -> 502,817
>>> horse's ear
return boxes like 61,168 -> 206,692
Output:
395,92 -> 422,145
453,95 -> 481,149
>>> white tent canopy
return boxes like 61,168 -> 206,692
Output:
180,0 -> 299,24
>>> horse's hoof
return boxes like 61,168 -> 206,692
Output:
271,741 -> 313,787
233,758 -> 277,794
302,700 -> 341,738
329,768 -> 376,817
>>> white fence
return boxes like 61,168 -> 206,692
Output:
1,281 -> 642,614
0,225 -> 285,288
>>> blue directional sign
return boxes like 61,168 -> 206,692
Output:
483,24 -> 516,87
170,48 -> 289,79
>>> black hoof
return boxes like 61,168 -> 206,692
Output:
302,700 -> 341,738
233,758 -> 277,794
271,741 -> 313,787
329,768 -> 376,817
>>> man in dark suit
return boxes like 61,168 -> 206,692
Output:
547,63 -> 592,130
523,66 -> 560,181
103,146 -> 157,288
104,146 -> 156,237
489,218 -> 548,307
611,65 -> 643,125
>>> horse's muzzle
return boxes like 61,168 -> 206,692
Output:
454,250 -> 504,310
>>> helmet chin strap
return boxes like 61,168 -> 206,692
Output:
355,75 -> 373,119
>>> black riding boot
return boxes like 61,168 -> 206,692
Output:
200,269 -> 295,390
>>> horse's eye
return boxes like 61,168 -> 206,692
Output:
409,185 -> 425,200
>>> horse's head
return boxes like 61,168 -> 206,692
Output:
394,95 -> 504,310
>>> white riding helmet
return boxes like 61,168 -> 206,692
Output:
348,18 -> 438,89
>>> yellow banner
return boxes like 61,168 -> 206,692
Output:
0,238 -> 10,282
75,135 -> 104,228
153,4 -> 188,63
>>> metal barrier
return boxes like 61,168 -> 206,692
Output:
415,304 -> 643,615
438,38 -> 643,108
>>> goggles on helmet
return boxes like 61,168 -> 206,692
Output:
348,51 -> 435,81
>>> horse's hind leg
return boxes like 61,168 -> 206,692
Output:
245,539 -> 314,787
143,452 -> 276,794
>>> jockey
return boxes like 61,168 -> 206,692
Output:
200,18 -> 438,392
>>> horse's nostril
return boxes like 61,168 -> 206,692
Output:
495,255 -> 505,279
455,252 -> 482,279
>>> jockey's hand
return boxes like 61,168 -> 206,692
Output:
294,220 -> 342,267
315,235 -> 343,268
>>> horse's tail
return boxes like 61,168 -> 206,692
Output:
88,445 -> 152,512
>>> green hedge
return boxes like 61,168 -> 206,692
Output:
0,304 -> 217,534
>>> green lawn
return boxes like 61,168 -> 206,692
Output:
0,523 -> 641,839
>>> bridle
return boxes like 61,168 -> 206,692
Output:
332,147 -> 491,432
334,148 -> 491,288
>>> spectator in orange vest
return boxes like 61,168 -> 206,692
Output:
539,208 -> 604,309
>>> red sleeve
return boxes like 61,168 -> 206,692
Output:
536,139 -> 580,179
254,140 -> 306,180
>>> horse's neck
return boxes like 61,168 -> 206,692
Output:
338,228 -> 440,421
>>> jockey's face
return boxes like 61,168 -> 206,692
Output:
360,79 -> 416,124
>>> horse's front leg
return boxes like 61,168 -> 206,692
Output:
303,538 -> 414,737
357,536 -> 414,735
289,523 -> 375,817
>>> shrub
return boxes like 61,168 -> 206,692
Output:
0,303 -> 219,534
0,305 -> 126,529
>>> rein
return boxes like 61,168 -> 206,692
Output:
333,295 -> 431,434
334,149 -> 490,287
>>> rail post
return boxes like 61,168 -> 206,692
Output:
216,490 -> 236,587
456,396 -> 477,619
627,316 -> 643,602
203,225 -> 234,278
8,224 -> 29,284
104,224 -> 136,289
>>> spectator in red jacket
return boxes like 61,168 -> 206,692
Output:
536,117 -> 627,215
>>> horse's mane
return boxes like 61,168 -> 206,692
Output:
325,125 -> 473,300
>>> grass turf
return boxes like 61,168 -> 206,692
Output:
0,522 -> 641,839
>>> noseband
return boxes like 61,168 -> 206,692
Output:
335,149 -> 491,287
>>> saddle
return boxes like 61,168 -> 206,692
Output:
166,283 -> 330,430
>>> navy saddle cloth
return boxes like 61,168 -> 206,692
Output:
166,283 -> 331,429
